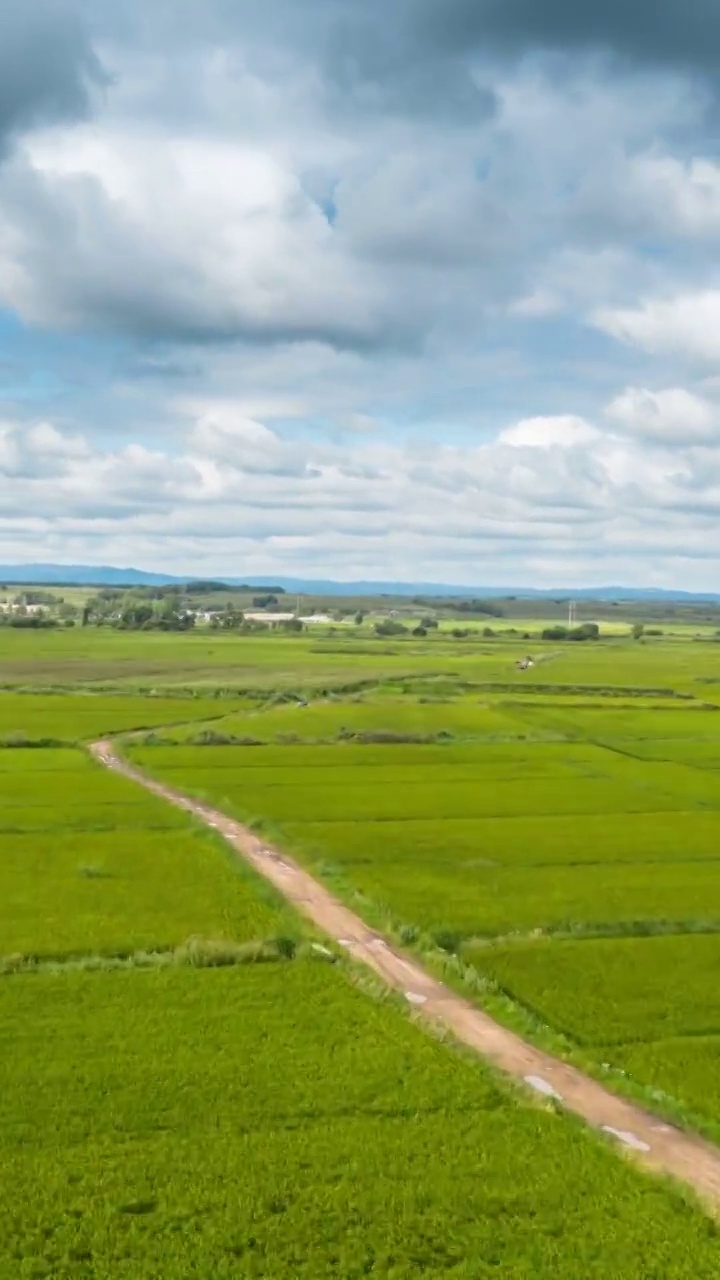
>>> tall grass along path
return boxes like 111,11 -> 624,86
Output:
91,738 -> 720,1213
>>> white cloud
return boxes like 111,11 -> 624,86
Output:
3,12 -> 720,588
594,290 -> 720,363
3,399 -> 720,586
498,416 -> 598,449
0,128 -> 391,346
605,386 -> 719,444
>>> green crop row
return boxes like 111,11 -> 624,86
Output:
0,753 -> 290,959
148,764 -> 690,822
466,933 -> 720,1046
516,704 -> 720,742
130,740 -> 610,771
609,740 -> 720,769
0,748 -> 83,772
0,828 -> 288,959
0,693 -> 241,742
154,699 -> 536,744
3,962 -> 720,1279
308,854 -> 720,942
280,809 -> 720,867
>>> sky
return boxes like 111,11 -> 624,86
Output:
2,1 -> 720,588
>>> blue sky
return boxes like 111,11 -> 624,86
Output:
2,0 -> 720,586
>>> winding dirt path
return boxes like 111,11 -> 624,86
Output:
92,738 -> 720,1211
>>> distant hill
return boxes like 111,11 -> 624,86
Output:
1,563 -> 720,602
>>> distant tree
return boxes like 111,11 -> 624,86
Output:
632,623 -> 645,640
375,619 -> 408,637
183,580 -> 231,594
570,622 -> 600,641
354,612 -> 364,625
412,625 -> 428,637
453,599 -> 504,617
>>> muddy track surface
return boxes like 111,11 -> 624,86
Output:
92,738 -> 720,1212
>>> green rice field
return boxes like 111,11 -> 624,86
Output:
5,963 -> 720,1279
6,623 -> 720,1273
0,750 -> 290,960
123,639 -> 720,1141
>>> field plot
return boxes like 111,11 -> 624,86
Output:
281,809 -> 720,867
131,741 -> 720,934
467,934 -> 720,1131
0,627 -> 508,691
625,741 -> 720,768
138,759 -> 690,824
154,699 -> 535,744
131,740 -> 606,771
466,933 -> 720,1046
0,692 -> 237,743
129,689 -> 720,1135
3,962 -> 720,1280
307,856 -> 720,940
0,751 -> 287,959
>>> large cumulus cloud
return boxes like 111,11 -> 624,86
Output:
0,0 -> 719,584
0,0 -> 105,151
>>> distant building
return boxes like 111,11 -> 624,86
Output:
242,611 -> 349,627
243,612 -> 297,627
0,602 -> 44,615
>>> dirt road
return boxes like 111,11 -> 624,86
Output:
92,738 -> 720,1211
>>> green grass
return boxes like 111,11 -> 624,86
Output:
0,747 -> 84,771
516,704 -> 720,740
610,1037 -> 720,1132
279,809 -> 720,867
125,684 -> 720,1140
0,752 -> 290,959
465,933 -> 720,1045
3,962 -> 720,1279
131,741 -> 604,770
317,857 -> 720,941
608,740 -> 720,769
155,699 -> 535,743
0,693 -> 240,742
144,764 -> 690,822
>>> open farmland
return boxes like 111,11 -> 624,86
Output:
466,934 -> 720,1136
151,698 -> 536,743
6,964 -> 720,1279
0,749 -> 291,960
7,625 -> 720,1272
126,649 -> 720,1139
0,692 -> 240,743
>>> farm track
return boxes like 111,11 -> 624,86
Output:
92,737 -> 720,1213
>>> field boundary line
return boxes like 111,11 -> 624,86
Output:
91,738 -> 720,1212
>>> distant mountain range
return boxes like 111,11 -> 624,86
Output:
1,562 -> 719,602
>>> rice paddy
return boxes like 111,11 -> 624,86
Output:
5,622 -> 720,1273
